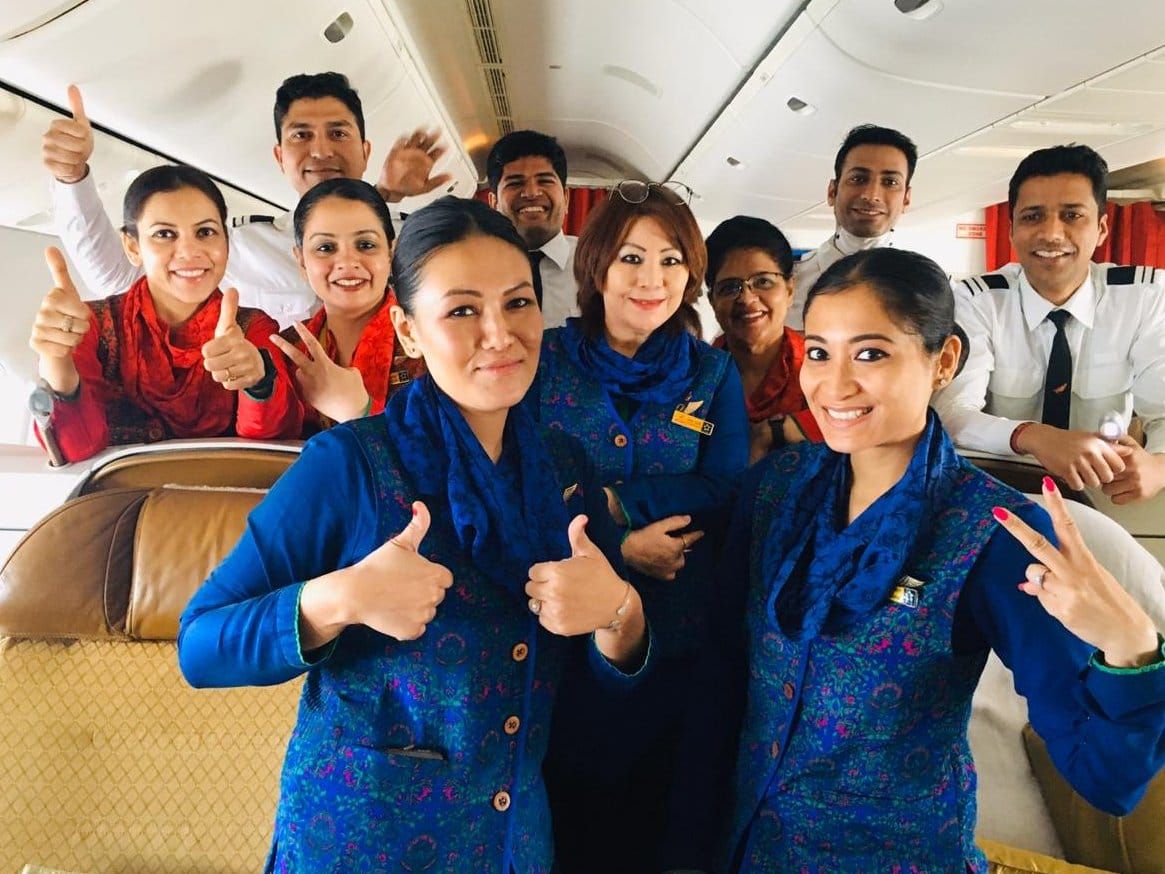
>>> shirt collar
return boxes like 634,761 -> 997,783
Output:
537,231 -> 570,270
273,211 -> 292,233
1018,267 -> 1097,332
833,226 -> 894,256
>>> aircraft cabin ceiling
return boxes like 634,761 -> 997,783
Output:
0,0 -> 1164,238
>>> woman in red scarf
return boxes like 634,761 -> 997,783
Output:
270,178 -> 422,435
706,215 -> 823,462
29,165 -> 301,463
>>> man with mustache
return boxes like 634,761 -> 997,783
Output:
936,144 -> 1165,504
486,130 -> 578,329
787,124 -> 916,330
42,72 -> 451,327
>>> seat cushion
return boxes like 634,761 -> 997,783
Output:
981,838 -> 1118,873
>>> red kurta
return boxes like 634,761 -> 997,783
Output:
42,276 -> 302,463
284,291 -> 425,435
714,327 -> 823,442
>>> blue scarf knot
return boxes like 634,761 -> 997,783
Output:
384,376 -> 571,596
560,317 -> 699,404
762,410 -> 962,641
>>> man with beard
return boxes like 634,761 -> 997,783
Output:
936,144 -> 1165,504
486,130 -> 578,328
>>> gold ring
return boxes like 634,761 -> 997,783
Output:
63,315 -> 75,334
528,598 -> 542,616
225,366 -> 234,381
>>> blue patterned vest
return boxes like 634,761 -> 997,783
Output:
725,445 -> 1029,872
538,327 -> 731,655
266,416 -> 593,874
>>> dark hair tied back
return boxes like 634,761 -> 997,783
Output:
122,164 -> 228,238
391,196 -> 529,313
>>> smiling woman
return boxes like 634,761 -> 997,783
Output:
28,164 -> 301,462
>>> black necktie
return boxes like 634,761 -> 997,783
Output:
529,250 -> 545,309
1041,309 -> 1072,430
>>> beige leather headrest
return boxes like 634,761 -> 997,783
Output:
0,485 -> 264,642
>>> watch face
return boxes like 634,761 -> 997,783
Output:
28,385 -> 54,418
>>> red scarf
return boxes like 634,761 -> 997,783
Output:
297,291 -> 423,423
715,327 -> 823,441
116,276 -> 235,437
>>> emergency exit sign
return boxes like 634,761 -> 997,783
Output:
957,223 -> 987,239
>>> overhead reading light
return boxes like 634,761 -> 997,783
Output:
786,96 -> 816,116
894,0 -> 943,20
324,11 -> 354,43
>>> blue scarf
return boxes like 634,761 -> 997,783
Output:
761,410 -> 962,641
560,317 -> 699,404
384,375 -> 571,596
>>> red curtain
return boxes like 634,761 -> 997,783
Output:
474,186 -> 608,237
985,200 -> 1165,270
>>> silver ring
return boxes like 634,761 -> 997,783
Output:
1032,568 -> 1047,589
63,315 -> 75,334
528,598 -> 542,616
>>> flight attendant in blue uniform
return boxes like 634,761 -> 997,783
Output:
537,181 -> 748,872
698,248 -> 1165,872
177,197 -> 651,874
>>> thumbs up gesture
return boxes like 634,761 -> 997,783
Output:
42,85 -> 94,184
269,322 -> 371,422
525,515 -> 643,638
30,247 -> 91,394
341,501 -> 455,641
201,288 -> 265,391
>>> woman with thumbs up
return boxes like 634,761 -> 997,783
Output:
178,196 -> 649,874
28,164 -> 301,462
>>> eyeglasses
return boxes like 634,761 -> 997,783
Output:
612,179 -> 694,206
711,271 -> 787,300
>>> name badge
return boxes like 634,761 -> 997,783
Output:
889,586 -> 920,609
389,369 -> 413,387
672,402 -> 715,436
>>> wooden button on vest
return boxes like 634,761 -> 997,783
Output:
492,790 -> 511,812
504,715 -> 521,735
613,433 -> 628,448
511,642 -> 529,662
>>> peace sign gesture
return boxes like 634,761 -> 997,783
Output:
270,322 -> 371,423
993,477 -> 1161,668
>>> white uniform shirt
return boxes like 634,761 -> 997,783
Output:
52,174 -> 317,327
934,262 -> 1165,456
788,227 -> 894,329
536,231 -> 579,330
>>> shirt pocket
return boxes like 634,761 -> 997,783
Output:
1075,354 -> 1131,399
989,365 -> 1043,401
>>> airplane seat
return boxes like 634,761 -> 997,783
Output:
967,455 -> 1096,508
74,445 -> 300,496
971,494 -> 1165,866
0,484 -> 300,873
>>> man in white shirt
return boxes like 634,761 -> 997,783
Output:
41,72 -> 451,327
935,144 -> 1165,504
485,130 -> 578,329
789,124 -> 916,329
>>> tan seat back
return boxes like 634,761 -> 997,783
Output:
0,485 -> 302,873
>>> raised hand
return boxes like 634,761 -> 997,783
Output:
1101,436 -> 1165,505
994,477 -> 1161,668
42,85 -> 94,184
376,127 -> 453,202
269,322 -> 370,422
201,288 -> 265,391
526,515 -> 638,637
30,247 -> 90,394
342,502 -> 455,641
622,514 -> 705,581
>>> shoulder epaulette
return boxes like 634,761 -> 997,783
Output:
231,214 -> 276,228
959,272 -> 1011,295
1106,265 -> 1158,286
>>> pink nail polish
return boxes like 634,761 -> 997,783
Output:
412,505 -> 418,518
1042,476 -> 1057,493
992,507 -> 1009,522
